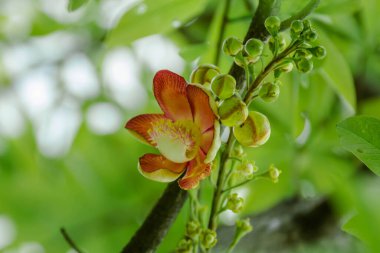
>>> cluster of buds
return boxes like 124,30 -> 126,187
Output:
223,36 -> 265,67
226,193 -> 245,213
200,229 -> 217,249
175,238 -> 193,253
186,220 -> 201,238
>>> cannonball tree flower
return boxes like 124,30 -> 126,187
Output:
125,70 -> 221,190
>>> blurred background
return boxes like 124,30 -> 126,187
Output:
0,0 -> 380,252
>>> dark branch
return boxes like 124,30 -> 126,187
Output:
61,227 -> 85,253
120,182 -> 187,253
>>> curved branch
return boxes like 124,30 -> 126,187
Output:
121,182 -> 187,253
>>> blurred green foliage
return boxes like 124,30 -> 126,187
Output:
0,0 -> 380,252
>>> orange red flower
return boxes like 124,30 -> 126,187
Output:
125,70 -> 220,190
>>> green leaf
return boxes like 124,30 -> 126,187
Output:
106,0 -> 207,47
317,31 -> 356,114
337,116 -> 380,175
30,12 -> 65,36
68,0 -> 89,12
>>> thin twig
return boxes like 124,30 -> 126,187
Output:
60,228 -> 85,253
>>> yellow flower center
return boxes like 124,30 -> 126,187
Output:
149,119 -> 201,163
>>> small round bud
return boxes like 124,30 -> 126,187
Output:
265,16 -> 281,36
305,29 -> 318,42
296,58 -> 313,73
303,19 -> 312,30
237,162 -> 258,179
279,62 -> 293,73
269,164 -> 281,183
190,64 -> 220,86
186,220 -> 200,238
291,20 -> 304,34
234,51 -> 249,67
218,95 -> 248,127
268,34 -> 286,54
223,37 -> 243,56
200,229 -> 217,249
294,49 -> 312,60
211,74 -> 236,99
308,46 -> 326,59
176,238 -> 193,253
236,218 -> 253,234
244,38 -> 264,63
226,193 -> 244,213
259,82 -> 280,103
233,111 -> 271,147
232,144 -> 245,158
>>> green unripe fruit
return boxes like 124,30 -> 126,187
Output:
226,193 -> 244,213
308,46 -> 326,59
305,29 -> 318,42
291,20 -> 304,34
190,64 -> 220,86
296,58 -> 313,73
223,37 -> 243,56
244,38 -> 264,63
218,95 -> 248,127
259,82 -> 280,103
233,111 -> 271,147
234,51 -> 248,67
211,74 -> 236,99
200,229 -> 217,249
265,16 -> 281,36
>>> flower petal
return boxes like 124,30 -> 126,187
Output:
200,129 -> 214,154
125,114 -> 167,146
178,152 -> 211,190
149,118 -> 201,163
186,84 -> 217,133
138,154 -> 187,182
204,120 -> 221,164
153,70 -> 193,121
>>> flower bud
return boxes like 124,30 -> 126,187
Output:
303,19 -> 312,30
233,111 -> 271,147
236,218 -> 253,234
308,46 -> 326,59
269,164 -> 281,183
211,74 -> 236,100
279,62 -> 293,73
294,49 -> 312,60
190,64 -> 220,86
234,51 -> 249,67
259,82 -> 280,103
218,95 -> 248,127
265,16 -> 281,36
226,193 -> 244,213
200,229 -> 217,249
232,144 -> 245,158
237,162 -> 258,179
291,20 -> 304,34
223,37 -> 243,56
269,34 -> 286,54
295,58 -> 313,73
176,238 -> 193,253
186,220 -> 201,238
305,29 -> 318,42
244,38 -> 264,63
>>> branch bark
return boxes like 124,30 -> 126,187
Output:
120,182 -> 187,253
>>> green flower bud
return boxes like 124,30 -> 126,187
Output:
294,49 -> 312,60
308,46 -> 326,59
269,34 -> 286,54
305,29 -> 318,42
232,144 -> 245,158
236,218 -> 253,234
200,229 -> 217,249
303,19 -> 312,30
223,37 -> 243,56
295,58 -> 313,73
268,164 -> 281,183
233,111 -> 271,147
234,51 -> 249,67
291,20 -> 304,34
226,193 -> 244,213
244,38 -> 264,63
218,95 -> 248,127
237,161 -> 258,179
176,238 -> 193,253
279,62 -> 293,73
211,74 -> 236,100
265,16 -> 281,36
190,64 -> 220,86
259,82 -> 280,103
186,220 -> 201,238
